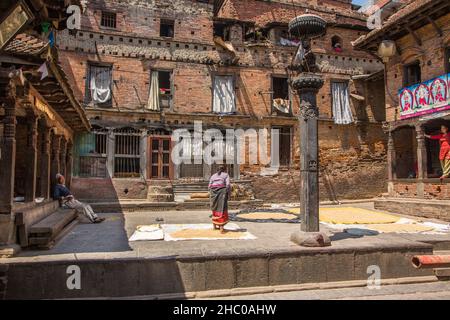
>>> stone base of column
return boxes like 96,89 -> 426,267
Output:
0,244 -> 21,258
290,231 -> 331,247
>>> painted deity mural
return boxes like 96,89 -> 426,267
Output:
399,73 -> 450,120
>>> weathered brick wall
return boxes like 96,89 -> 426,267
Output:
80,0 -> 214,43
71,178 -> 148,200
392,181 -> 450,200
246,122 -> 388,202
384,13 -> 450,122
218,0 -> 364,27
57,0 -> 388,201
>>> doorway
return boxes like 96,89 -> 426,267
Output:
148,136 -> 172,179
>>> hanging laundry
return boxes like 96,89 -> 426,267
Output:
41,22 -> 51,34
48,31 -> 55,47
38,62 -> 49,80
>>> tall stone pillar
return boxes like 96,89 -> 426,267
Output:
288,14 -> 330,247
39,123 -> 51,199
50,134 -> 62,197
294,78 -> 323,232
0,98 -> 16,214
24,113 -> 38,202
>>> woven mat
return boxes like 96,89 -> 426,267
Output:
287,207 -> 400,224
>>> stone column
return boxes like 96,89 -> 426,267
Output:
0,98 -> 16,214
294,77 -> 323,233
24,113 -> 38,202
39,124 -> 51,199
66,141 -> 73,188
50,134 -> 62,196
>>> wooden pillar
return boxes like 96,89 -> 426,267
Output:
50,134 -> 62,197
39,123 -> 51,199
106,129 -> 115,178
0,98 -> 16,214
387,130 -> 397,181
415,124 -> 428,180
66,141 -> 73,188
60,137 -> 67,178
24,113 -> 38,202
140,130 -> 147,179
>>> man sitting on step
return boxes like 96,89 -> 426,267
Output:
54,174 -> 105,224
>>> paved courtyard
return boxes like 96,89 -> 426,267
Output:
11,202 -> 450,261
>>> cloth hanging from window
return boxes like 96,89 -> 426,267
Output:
331,82 -> 353,125
213,76 -> 235,113
225,138 -> 235,164
147,71 -> 160,111
90,66 -> 111,104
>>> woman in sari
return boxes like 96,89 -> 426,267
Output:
209,165 -> 231,233
425,124 -> 450,181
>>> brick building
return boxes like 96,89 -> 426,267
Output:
57,0 -> 387,203
354,0 -> 450,219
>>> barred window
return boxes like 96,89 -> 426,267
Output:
114,128 -> 141,178
101,11 -> 116,29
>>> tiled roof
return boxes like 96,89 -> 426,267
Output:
4,33 -> 48,56
353,0 -> 449,49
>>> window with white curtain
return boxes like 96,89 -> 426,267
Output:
213,75 -> 236,113
331,81 -> 353,125
87,64 -> 112,105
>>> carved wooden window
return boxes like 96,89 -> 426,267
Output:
160,19 -> 174,38
403,60 -> 421,87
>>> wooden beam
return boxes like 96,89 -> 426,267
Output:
426,16 -> 443,37
405,26 -> 422,46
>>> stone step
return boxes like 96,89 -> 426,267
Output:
29,209 -> 78,239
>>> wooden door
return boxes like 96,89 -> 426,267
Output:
148,136 -> 172,179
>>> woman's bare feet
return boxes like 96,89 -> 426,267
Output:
220,226 -> 225,234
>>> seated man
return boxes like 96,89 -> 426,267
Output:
54,174 -> 105,223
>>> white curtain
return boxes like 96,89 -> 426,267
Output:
90,66 -> 111,104
332,82 -> 353,125
225,138 -> 235,164
213,75 -> 235,113
147,71 -> 160,111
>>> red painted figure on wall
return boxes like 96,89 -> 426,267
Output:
425,125 -> 450,181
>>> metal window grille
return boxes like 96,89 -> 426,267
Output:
113,128 -> 141,178
101,11 -> 116,28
